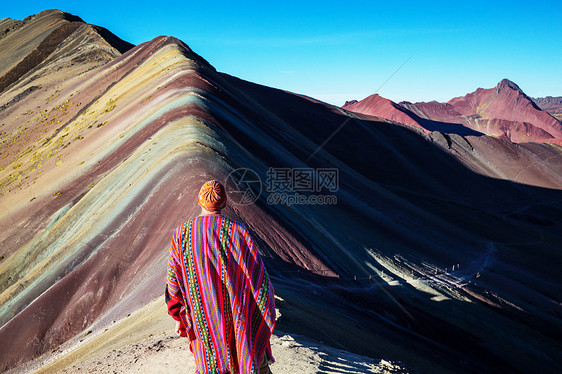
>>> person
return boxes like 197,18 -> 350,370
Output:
166,179 -> 276,374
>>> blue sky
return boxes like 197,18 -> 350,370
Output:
3,1 -> 561,105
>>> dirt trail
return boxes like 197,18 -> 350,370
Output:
11,297 -> 408,374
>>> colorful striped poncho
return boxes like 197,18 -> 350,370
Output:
167,214 -> 275,374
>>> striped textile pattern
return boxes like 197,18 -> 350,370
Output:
167,215 -> 276,374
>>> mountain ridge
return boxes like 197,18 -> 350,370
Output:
0,9 -> 133,95
344,79 -> 562,143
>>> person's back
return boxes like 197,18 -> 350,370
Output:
166,180 -> 275,374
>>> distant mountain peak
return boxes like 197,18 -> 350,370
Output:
343,77 -> 562,142
495,78 -> 523,94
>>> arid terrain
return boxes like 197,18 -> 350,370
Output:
1,9 -> 561,374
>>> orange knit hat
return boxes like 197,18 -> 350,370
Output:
197,180 -> 227,211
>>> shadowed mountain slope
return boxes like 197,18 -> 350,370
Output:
533,96 -> 562,121
1,13 -> 561,374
